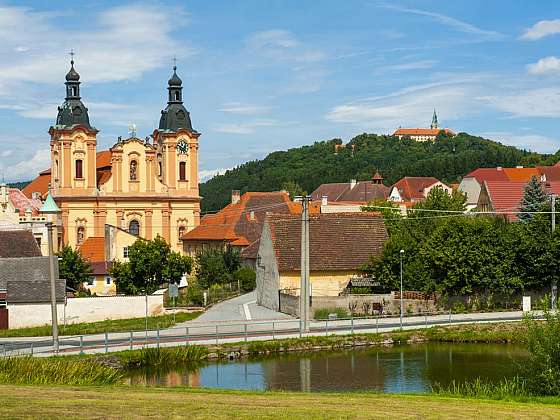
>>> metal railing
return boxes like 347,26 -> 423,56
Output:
0,310 -> 539,358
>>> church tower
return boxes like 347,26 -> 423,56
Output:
49,56 -> 98,197
153,64 -> 200,195
430,109 -> 439,130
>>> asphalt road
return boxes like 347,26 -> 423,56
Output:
0,310 -> 538,357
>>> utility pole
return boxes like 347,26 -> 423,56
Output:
299,196 -> 311,333
399,249 -> 404,330
552,194 -> 557,310
46,222 -> 59,354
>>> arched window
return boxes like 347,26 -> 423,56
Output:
54,157 -> 59,180
158,161 -> 162,177
77,226 -> 85,245
178,225 -> 186,239
129,220 -> 140,236
175,91 -> 181,101
179,162 -> 186,181
129,160 -> 137,181
75,159 -> 83,179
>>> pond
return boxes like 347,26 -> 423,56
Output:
126,343 -> 528,393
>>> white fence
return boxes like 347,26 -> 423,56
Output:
8,295 -> 164,329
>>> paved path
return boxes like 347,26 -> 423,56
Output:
179,291 -> 293,324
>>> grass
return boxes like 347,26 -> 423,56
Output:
116,346 -> 208,369
432,377 -> 530,401
2,385 -> 560,419
314,307 -> 348,320
0,357 -> 122,386
0,311 -> 202,337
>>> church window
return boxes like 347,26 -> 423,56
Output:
175,91 -> 181,101
73,107 -> 82,116
179,162 -> 186,181
77,226 -> 85,245
130,160 -> 138,181
129,220 -> 140,236
176,110 -> 185,121
75,159 -> 83,179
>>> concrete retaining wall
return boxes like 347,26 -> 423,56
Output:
8,295 -> 164,329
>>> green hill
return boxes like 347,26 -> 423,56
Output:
7,181 -> 30,190
200,132 -> 555,212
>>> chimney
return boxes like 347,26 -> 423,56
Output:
350,179 -> 357,189
497,166 -> 502,171
231,190 -> 241,205
0,183 -> 7,205
321,195 -> 328,206
516,165 -> 524,169
249,210 -> 255,221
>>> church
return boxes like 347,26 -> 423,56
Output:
23,59 -> 201,253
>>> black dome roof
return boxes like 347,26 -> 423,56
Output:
65,61 -> 80,82
168,66 -> 182,86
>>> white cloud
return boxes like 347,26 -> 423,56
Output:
527,56 -> 560,75
199,167 -> 234,182
213,119 -> 279,135
483,87 -> 560,118
520,19 -> 560,41
1,148 -> 50,182
325,78 -> 487,133
382,4 -> 504,39
380,60 -> 438,72
245,30 -> 326,63
481,132 -> 560,153
219,102 -> 270,115
1,150 -> 13,158
0,4 -> 193,94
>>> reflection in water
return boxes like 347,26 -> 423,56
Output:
127,343 -> 528,393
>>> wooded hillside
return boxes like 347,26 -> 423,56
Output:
200,132 -> 555,212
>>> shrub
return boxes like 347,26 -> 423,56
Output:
314,307 -> 348,320
452,301 -> 466,314
233,267 -> 256,292
119,346 -> 208,370
521,310 -> 560,395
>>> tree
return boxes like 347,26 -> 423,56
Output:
409,186 -> 466,214
281,180 -> 306,199
518,176 -> 548,222
195,248 -> 230,289
110,236 -> 193,294
57,245 -> 93,291
233,267 -> 257,292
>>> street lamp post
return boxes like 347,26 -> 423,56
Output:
400,249 -> 404,330
40,188 -> 62,354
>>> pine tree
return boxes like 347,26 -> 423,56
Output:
518,176 -> 548,222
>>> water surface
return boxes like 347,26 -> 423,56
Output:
127,343 -> 528,393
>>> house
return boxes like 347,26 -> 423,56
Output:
255,213 -> 388,311
310,172 -> 389,204
181,191 -> 301,262
460,164 -> 560,213
0,230 -> 65,329
389,177 -> 451,203
393,110 -> 455,142
77,224 -> 138,295
0,183 -> 51,255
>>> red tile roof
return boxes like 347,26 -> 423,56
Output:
22,150 -> 113,199
267,212 -> 388,272
91,261 -> 112,276
465,166 -> 560,185
182,192 -> 297,246
483,180 -> 560,221
393,128 -> 454,136
502,167 -> 538,182
391,177 -> 442,201
8,188 -> 42,216
78,237 -> 105,262
310,181 -> 389,203
464,168 -> 509,183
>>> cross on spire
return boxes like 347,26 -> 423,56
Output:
172,55 -> 177,70
69,49 -> 75,64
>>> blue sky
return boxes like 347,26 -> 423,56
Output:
1,1 -> 560,182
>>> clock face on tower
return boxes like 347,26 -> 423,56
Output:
177,140 -> 188,155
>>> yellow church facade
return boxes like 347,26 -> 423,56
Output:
23,59 -> 201,253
